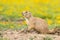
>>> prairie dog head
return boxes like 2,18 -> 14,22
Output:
22,11 -> 32,19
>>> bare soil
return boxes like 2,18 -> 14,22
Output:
0,29 -> 60,40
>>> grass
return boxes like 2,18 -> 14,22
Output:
0,0 -> 60,31
44,36 -> 52,40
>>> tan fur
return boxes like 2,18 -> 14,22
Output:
22,11 -> 55,34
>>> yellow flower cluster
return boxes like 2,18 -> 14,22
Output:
0,22 -> 9,25
0,0 -> 60,26
47,19 -> 53,25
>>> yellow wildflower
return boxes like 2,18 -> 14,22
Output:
5,8 -> 14,16
56,16 -> 60,20
55,20 -> 60,24
2,22 -> 9,25
25,6 -> 30,10
23,21 -> 26,24
47,19 -> 53,25
34,0 -> 40,3
0,5 -> 4,11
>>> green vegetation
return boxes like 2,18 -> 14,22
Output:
0,0 -> 60,30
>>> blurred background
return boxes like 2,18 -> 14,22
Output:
0,0 -> 60,30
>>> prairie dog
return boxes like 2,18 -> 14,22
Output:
22,11 -> 55,34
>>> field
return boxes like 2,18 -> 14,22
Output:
0,0 -> 60,40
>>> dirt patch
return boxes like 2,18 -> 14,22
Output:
0,30 -> 60,40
